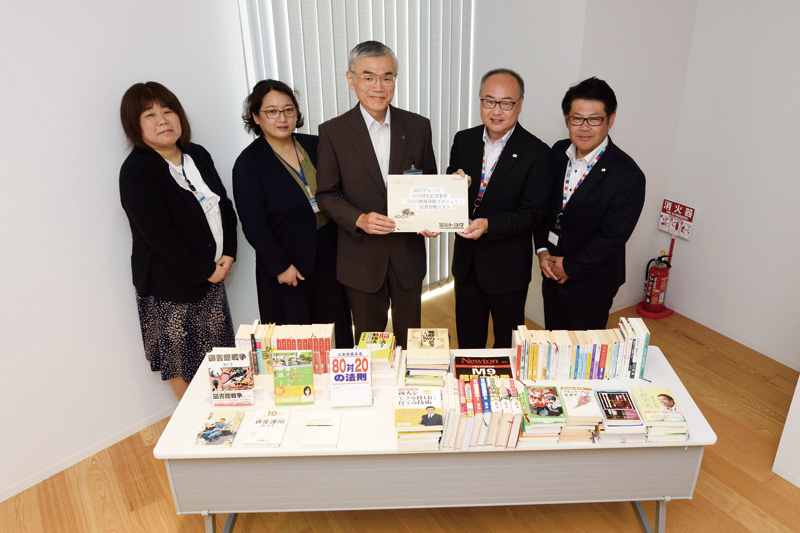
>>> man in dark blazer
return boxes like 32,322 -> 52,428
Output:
419,406 -> 443,427
534,77 -> 646,330
447,69 -> 552,349
316,41 -> 437,349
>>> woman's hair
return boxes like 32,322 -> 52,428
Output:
120,82 -> 191,151
242,79 -> 304,135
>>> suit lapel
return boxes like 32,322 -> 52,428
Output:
481,126 -> 524,205
344,104 -> 387,195
565,137 -> 616,211
388,106 -> 410,174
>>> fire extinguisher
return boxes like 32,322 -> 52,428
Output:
642,254 -> 672,314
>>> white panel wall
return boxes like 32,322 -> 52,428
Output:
0,0 -> 256,501
666,0 -> 800,370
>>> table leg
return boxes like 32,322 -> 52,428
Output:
223,513 -> 239,533
632,499 -> 668,533
204,513 -> 216,533
655,499 -> 667,533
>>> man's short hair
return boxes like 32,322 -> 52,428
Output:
348,40 -> 398,73
479,68 -> 525,98
561,77 -> 617,116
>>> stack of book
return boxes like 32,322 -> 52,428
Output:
518,385 -> 567,445
633,386 -> 688,442
514,317 -> 651,381
403,328 -> 450,386
394,386 -> 444,452
559,386 -> 602,442
445,375 -> 523,450
194,410 -> 244,448
595,389 -> 647,443
357,331 -> 397,370
207,347 -> 255,406
235,321 -> 274,375
271,323 -> 335,374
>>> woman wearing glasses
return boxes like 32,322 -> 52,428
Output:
233,80 -> 353,348
119,82 -> 238,400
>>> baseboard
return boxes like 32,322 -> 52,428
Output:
0,404 -> 176,502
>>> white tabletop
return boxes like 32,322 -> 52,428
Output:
154,346 -> 716,460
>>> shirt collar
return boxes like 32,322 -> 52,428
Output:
360,104 -> 391,129
482,124 -> 516,147
566,136 -> 609,164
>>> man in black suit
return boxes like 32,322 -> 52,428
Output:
447,69 -> 552,349
534,77 -> 646,330
419,406 -> 443,427
316,41 -> 437,349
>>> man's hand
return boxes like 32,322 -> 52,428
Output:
418,229 -> 442,238
356,212 -> 396,235
453,168 -> 472,187
457,218 -> 488,240
548,255 -> 569,284
277,264 -> 305,287
537,250 -> 558,281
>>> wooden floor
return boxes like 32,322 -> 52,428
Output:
3,286 -> 799,532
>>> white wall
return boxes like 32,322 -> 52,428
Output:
0,0 -> 256,501
476,1 -> 799,372
666,0 -> 800,370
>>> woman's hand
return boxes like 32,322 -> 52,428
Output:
217,255 -> 234,277
277,265 -> 305,287
207,263 -> 228,283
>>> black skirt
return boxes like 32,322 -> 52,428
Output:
136,282 -> 234,382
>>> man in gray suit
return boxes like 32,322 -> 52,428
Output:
316,41 -> 437,349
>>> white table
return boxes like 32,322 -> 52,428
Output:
154,347 -> 716,533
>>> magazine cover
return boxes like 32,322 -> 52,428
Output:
194,411 -> 244,447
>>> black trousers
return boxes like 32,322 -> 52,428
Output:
346,260 -> 421,350
542,277 -> 615,331
455,263 -> 528,349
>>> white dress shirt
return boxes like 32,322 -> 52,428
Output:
167,154 -> 224,261
360,104 -> 392,184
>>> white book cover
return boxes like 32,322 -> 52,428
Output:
329,348 -> 373,407
303,412 -> 343,447
387,174 -> 468,233
244,410 -> 290,446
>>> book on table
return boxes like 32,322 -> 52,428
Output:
357,331 -> 396,367
273,350 -> 315,406
395,387 -> 444,432
194,410 -> 244,448
303,412 -> 342,447
244,410 -> 290,447
207,347 -> 255,406
329,348 -> 373,407
453,354 -> 514,382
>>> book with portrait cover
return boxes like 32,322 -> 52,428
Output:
395,387 -> 444,432
273,350 -> 315,405
194,410 -> 244,448
632,386 -> 686,426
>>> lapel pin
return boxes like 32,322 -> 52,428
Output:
601,168 -> 606,172
512,153 -> 518,158
402,135 -> 406,140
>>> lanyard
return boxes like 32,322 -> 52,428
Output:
180,152 -> 206,203
275,138 -> 313,197
561,149 -> 604,211
473,146 -> 503,216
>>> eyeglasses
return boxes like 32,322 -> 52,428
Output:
353,73 -> 397,86
567,115 -> 606,126
261,107 -> 297,119
480,99 -> 518,111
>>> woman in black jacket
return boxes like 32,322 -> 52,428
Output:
119,82 -> 237,399
233,80 -> 352,348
